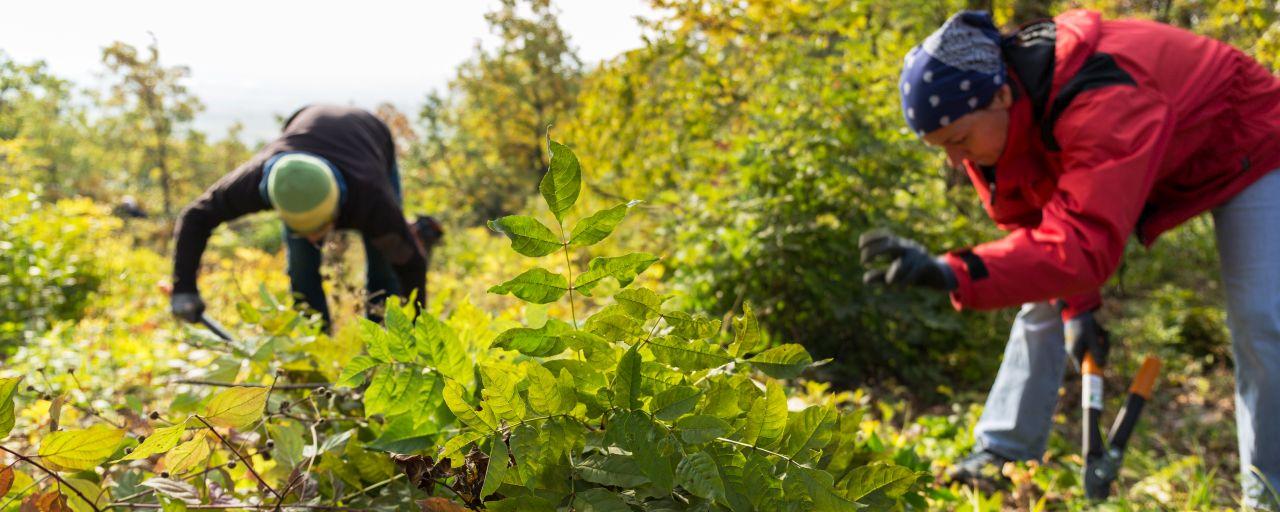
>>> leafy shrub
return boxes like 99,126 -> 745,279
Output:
357,139 -> 930,509
0,190 -> 112,348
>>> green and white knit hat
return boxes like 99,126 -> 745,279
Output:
266,153 -> 340,234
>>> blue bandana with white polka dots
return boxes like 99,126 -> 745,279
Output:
899,11 -> 1008,138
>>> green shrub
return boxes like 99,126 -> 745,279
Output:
0,189 -> 111,348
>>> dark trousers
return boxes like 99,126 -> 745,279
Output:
284,163 -> 402,327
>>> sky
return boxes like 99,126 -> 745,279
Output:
0,0 -> 655,141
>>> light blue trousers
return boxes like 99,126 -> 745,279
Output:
974,170 -> 1280,506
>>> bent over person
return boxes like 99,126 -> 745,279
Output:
860,10 -> 1280,507
171,104 -> 435,329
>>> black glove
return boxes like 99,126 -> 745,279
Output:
171,292 -> 206,323
1064,310 -> 1109,371
859,230 -> 958,291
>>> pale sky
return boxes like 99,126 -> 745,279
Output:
0,0 -> 655,141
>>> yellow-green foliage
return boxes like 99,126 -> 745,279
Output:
0,190 -> 114,347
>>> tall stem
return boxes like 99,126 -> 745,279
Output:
560,223 -> 578,329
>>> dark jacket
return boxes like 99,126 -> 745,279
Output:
942,11 -> 1280,317
172,105 -> 426,306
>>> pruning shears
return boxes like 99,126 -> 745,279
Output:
1080,350 -> 1162,500
199,313 -> 236,343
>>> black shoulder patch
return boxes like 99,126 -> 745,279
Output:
1042,53 -> 1137,151
1002,20 -> 1057,123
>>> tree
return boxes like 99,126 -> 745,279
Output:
100,36 -> 203,217
410,0 -> 583,224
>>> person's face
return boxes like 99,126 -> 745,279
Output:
302,222 -> 334,245
921,84 -> 1013,167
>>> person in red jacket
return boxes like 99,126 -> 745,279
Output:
862,10 -> 1280,506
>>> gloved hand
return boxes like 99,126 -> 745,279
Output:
171,292 -> 206,323
859,229 -> 958,291
1065,310 -> 1109,371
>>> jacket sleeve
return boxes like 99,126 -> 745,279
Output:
172,159 -> 271,295
943,85 -> 1172,311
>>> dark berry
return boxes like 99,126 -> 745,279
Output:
160,471 -> 170,478
227,460 -> 237,469
266,439 -> 275,449
149,411 -> 161,420
138,435 -> 147,443
261,452 -> 273,461
124,448 -> 133,454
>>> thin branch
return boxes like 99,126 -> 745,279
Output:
715,437 -> 807,469
169,380 -> 326,390
106,504 -> 366,510
336,473 -> 403,502
0,445 -> 103,512
192,416 -> 281,500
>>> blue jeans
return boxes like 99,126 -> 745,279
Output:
974,170 -> 1280,507
284,163 -> 402,327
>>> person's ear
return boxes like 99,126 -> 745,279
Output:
987,84 -> 1013,111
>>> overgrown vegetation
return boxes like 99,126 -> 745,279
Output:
4,0 -> 1280,509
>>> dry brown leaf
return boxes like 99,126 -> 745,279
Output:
0,466 -> 13,498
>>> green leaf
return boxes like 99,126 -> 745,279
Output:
361,317 -> 411,363
439,430 -> 486,463
584,311 -> 644,342
0,377 -> 21,438
444,380 -> 497,433
202,386 -> 269,429
480,365 -> 526,423
613,287 -> 665,321
786,466 -> 861,511
676,415 -> 731,444
542,139 -> 583,222
336,356 -> 380,388
677,451 -> 726,501
759,381 -> 788,442
574,252 -> 659,296
365,367 -> 434,419
729,303 -> 766,357
38,425 -> 125,471
748,344 -> 813,379
122,421 -> 188,460
568,201 -> 638,248
739,381 -> 788,445
573,488 -> 630,512
650,385 -> 701,421
163,435 -> 211,475
840,462 -> 927,508
577,454 -> 651,487
489,268 -> 569,304
367,414 -> 437,453
488,215 -> 562,257
647,336 -> 733,371
479,435 -> 509,499
526,364 -> 573,415
611,345 -> 642,410
781,405 -> 837,458
492,319 -> 571,357
663,311 -> 721,340
561,330 -> 612,356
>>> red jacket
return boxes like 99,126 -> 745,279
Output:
943,10 -> 1280,317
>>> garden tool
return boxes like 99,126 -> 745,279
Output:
200,313 -> 236,343
1080,351 -> 1162,500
